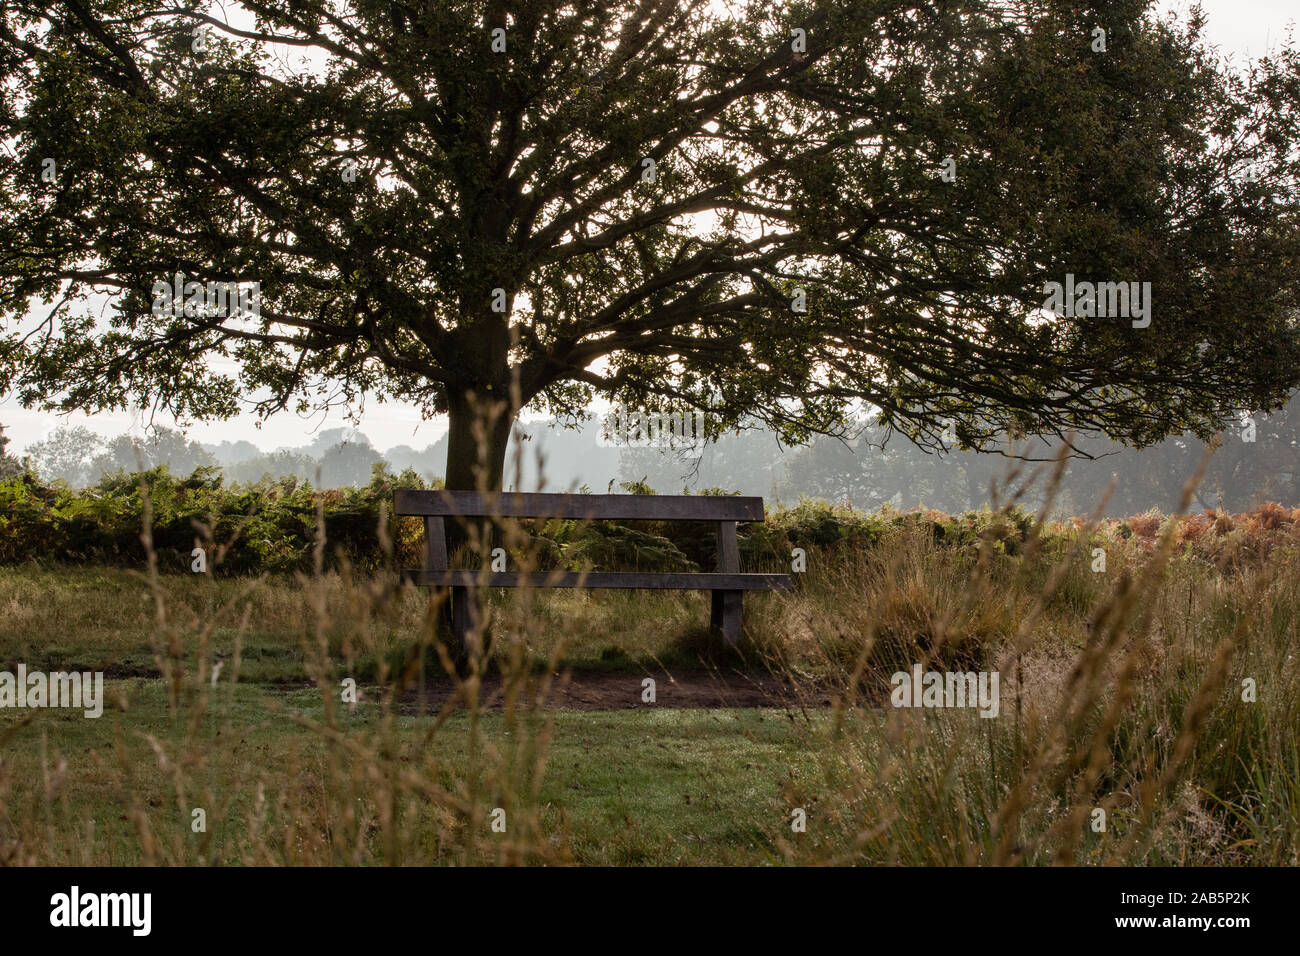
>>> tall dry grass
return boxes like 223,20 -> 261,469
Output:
769,448 -> 1299,864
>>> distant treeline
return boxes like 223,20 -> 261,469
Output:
12,424 -> 444,491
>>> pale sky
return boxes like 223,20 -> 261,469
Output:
2,0 -> 1295,456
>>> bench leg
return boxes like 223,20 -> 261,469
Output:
438,590 -> 455,645
711,590 -> 743,646
450,586 -> 473,657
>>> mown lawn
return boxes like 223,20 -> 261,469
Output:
0,678 -> 826,865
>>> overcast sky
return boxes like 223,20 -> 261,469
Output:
2,0 -> 1295,456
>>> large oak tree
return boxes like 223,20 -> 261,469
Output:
3,0 -> 1299,490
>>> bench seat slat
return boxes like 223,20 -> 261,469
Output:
393,490 -> 765,521
403,570 -> 792,591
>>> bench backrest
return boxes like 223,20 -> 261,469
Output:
393,490 -> 765,522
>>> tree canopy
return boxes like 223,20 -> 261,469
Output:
3,0 -> 1299,490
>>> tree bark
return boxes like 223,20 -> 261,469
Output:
443,390 -> 514,492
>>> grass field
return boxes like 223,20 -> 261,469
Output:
1,501 -> 1298,865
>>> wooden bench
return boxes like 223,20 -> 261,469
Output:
393,490 -> 791,651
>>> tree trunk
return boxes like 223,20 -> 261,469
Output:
441,387 -> 517,564
438,390 -> 515,665
443,390 -> 514,492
